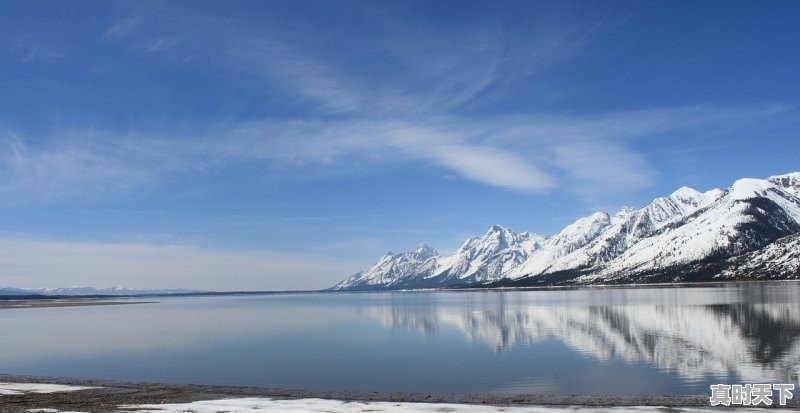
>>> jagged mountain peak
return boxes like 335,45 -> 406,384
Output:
515,184 -> 723,279
726,177 -> 777,201
504,212 -> 612,279
613,206 -> 637,221
769,171 -> 800,197
452,226 -> 501,254
484,224 -> 512,240
587,211 -> 610,221
379,243 -> 437,260
413,243 -> 438,259
616,206 -> 637,214
431,224 -> 542,284
331,243 -> 440,291
632,184 -> 719,230
670,185 -> 702,198
654,185 -> 714,209
554,212 -> 610,242
333,172 -> 800,290
481,224 -> 522,248
667,186 -> 715,208
455,225 -> 520,252
563,211 -> 609,231
518,230 -> 541,238
769,171 -> 800,181
704,188 -> 724,200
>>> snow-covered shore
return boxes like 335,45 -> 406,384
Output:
0,382 -> 784,413
0,382 -> 97,396
117,398 -> 776,412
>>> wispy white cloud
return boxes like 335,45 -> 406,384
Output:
281,214 -> 385,222
206,119 -> 557,191
2,5 -> 792,204
0,236 -> 365,291
0,104 -> 787,204
0,130 -> 193,203
551,141 -> 654,199
201,105 -> 785,196
124,4 -> 608,117
231,39 -> 363,114
102,16 -> 183,57
101,16 -> 142,40
424,144 -> 555,192
39,6 -> 605,196
133,36 -> 182,55
19,45 -> 69,63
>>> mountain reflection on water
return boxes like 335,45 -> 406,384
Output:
360,284 -> 800,385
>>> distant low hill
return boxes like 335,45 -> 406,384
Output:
0,286 -> 202,297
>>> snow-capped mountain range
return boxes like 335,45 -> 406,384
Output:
332,172 -> 800,290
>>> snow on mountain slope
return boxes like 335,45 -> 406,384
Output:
717,232 -> 800,280
332,172 -> 800,290
769,172 -> 800,198
588,177 -> 800,281
333,227 -> 546,290
703,188 -> 724,200
511,186 -> 723,278
431,226 -> 546,283
332,244 -> 439,290
508,212 -> 611,278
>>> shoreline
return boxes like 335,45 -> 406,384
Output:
0,374 -> 754,411
0,299 -> 152,310
3,278 -> 799,301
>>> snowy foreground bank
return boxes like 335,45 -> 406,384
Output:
0,383 -> 98,396
116,398 -> 774,413
0,382 -> 776,413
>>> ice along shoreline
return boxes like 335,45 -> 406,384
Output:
3,374 -> 797,412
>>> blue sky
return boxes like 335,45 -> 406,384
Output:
1,0 -> 799,290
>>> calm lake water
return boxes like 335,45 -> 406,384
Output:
2,282 -> 799,395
